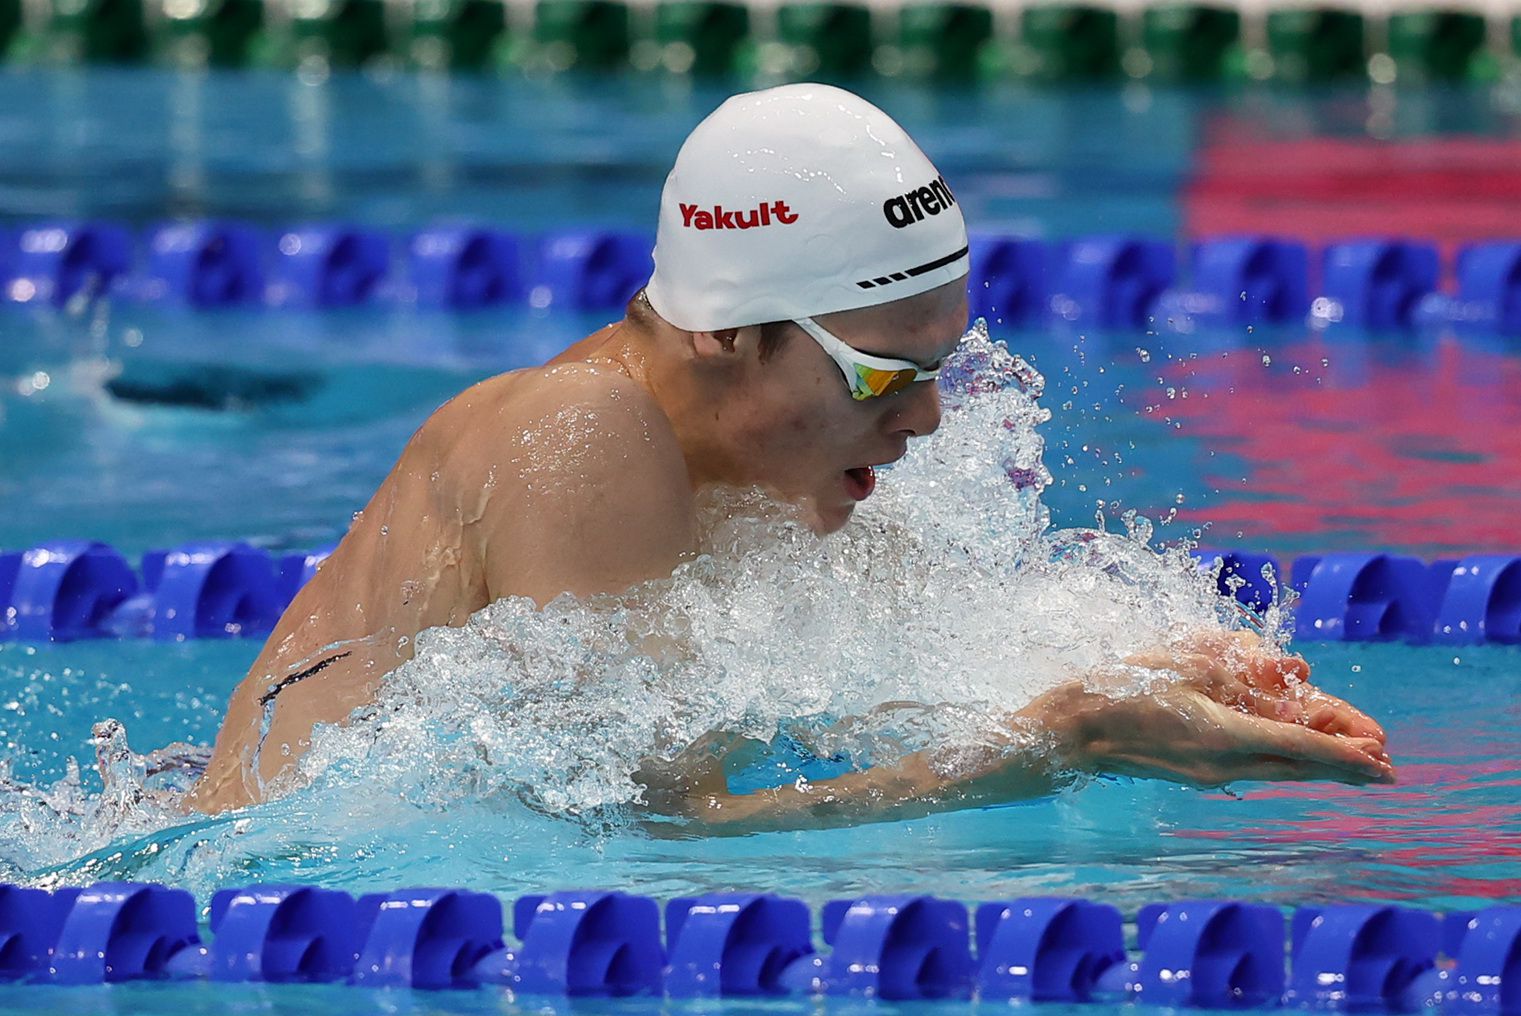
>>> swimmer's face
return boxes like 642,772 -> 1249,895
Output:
718,279 -> 968,533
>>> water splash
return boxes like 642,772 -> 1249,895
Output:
0,321 -> 1244,893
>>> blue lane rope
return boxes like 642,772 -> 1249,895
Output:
1,882 -> 1517,1009
0,541 -> 329,642
7,221 -> 1521,334
1199,549 -> 1521,646
2,541 -> 1517,645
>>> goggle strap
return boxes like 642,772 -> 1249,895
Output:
795,317 -> 938,398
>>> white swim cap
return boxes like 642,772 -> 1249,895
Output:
645,83 -> 970,333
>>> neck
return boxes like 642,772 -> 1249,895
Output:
577,315 -> 743,491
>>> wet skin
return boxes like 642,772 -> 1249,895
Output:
186,281 -> 1394,822
186,283 -> 962,813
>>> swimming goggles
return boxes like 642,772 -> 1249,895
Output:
793,316 -> 940,401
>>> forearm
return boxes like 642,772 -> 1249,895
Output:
671,688 -> 1085,833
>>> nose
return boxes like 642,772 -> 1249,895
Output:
884,379 -> 942,438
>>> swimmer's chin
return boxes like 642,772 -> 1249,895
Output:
807,499 -> 857,535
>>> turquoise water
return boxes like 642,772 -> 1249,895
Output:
0,635 -> 1516,910
6,308 -> 1519,556
0,69 -> 1518,1011
0,69 -> 1197,233
2,309 -> 1516,922
0,983 -> 1398,1016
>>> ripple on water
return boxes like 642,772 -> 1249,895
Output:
3,323 -> 1441,905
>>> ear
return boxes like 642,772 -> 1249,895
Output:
691,327 -> 756,362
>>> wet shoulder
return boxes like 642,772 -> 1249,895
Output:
431,362 -> 699,599
499,361 -> 677,461
417,362 -> 687,502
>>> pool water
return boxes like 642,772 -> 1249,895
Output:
0,635 -> 1516,907
2,316 -> 1515,917
0,69 -> 1518,1011
5,72 -> 1520,555
6,309 -> 1519,556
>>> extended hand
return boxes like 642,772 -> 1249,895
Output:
645,630 -> 1394,835
1058,682 -> 1394,786
1049,629 -> 1395,787
1122,629 -> 1388,743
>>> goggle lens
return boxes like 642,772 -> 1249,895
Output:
795,316 -> 938,402
852,365 -> 920,400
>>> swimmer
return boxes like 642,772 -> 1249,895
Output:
186,84 -> 1394,820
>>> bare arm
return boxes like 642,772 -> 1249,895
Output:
659,633 -> 1396,834
659,691 -> 1076,833
188,426 -> 460,812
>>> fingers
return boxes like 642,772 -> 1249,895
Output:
1123,632 -> 1391,758
1167,630 -> 1307,695
1258,692 -> 1308,724
1302,692 -> 1388,743
1183,694 -> 1396,785
1248,652 -> 1309,692
1227,754 -> 1391,786
1305,703 -> 1364,738
1086,688 -> 1398,790
1260,721 -> 1397,784
1232,685 -> 1387,747
1201,636 -> 1391,745
1237,650 -> 1389,746
1346,735 -> 1393,770
1213,683 -> 1306,724
1206,669 -> 1310,724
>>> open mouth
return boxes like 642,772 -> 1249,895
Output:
843,465 -> 876,501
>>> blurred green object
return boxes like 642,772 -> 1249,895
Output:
1140,3 -> 1241,81
21,0 -> 150,62
895,1 -> 995,80
403,0 -> 507,70
650,1 -> 749,75
1013,4 -> 1121,81
1264,7 -> 1365,82
259,0 -> 389,68
1386,10 -> 1490,82
0,0 -> 20,55
151,0 -> 263,67
528,0 -> 630,71
775,2 -> 873,77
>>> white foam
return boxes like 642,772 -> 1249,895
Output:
0,322 -> 1246,888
